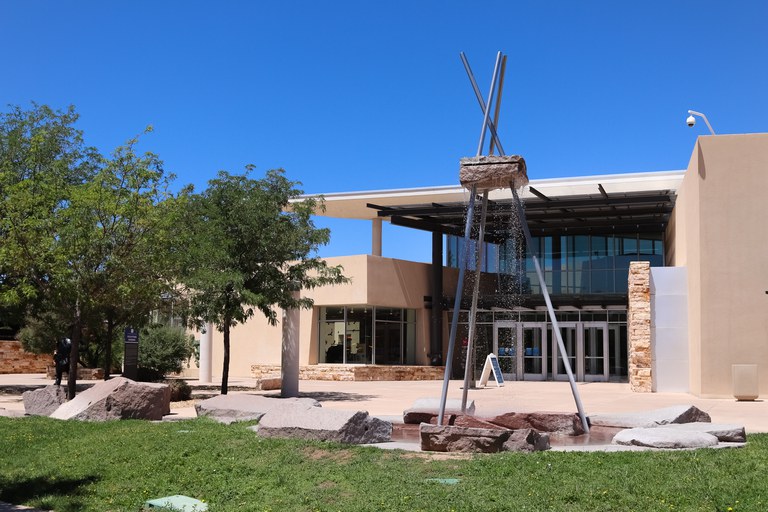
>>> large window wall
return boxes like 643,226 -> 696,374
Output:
452,309 -> 628,381
318,306 -> 416,365
447,233 -> 664,295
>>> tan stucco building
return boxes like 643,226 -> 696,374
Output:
195,133 -> 767,398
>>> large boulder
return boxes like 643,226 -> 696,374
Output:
23,385 -> 68,416
488,412 -> 586,436
459,155 -> 529,191
254,403 -> 392,444
656,423 -> 746,443
612,428 -> 719,449
403,398 -> 474,424
504,429 -> 551,452
432,414 -> 506,430
420,423 -> 550,453
49,377 -> 170,421
589,405 -> 711,429
195,394 -> 320,424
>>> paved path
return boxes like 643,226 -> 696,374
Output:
3,373 -> 766,432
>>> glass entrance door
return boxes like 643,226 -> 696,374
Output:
551,323 -> 579,381
493,321 -> 519,381
549,321 -> 609,381
521,323 -> 547,380
583,322 -> 609,381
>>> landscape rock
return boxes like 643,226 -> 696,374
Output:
656,422 -> 746,443
613,427 -> 719,449
23,385 -> 68,416
403,398 -> 474,424
257,377 -> 282,391
254,403 -> 392,444
195,394 -> 320,424
431,414 -> 506,430
589,405 -> 711,429
49,377 -> 170,421
488,412 -> 586,436
503,429 -> 551,452
420,423 -> 549,453
459,155 -> 529,191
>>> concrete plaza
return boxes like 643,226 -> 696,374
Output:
2,373 -> 767,434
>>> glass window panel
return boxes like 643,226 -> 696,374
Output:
345,307 -> 372,364
323,307 -> 345,321
376,308 -> 402,322
319,319 -> 345,363
374,321 -> 402,365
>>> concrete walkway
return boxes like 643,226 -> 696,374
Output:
2,373 -> 767,433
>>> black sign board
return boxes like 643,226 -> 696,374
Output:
479,353 -> 505,387
123,327 -> 139,380
124,327 -> 139,343
489,354 -> 504,385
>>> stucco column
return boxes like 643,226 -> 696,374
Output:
199,323 -> 213,384
372,218 -> 382,256
281,290 -> 301,397
628,261 -> 652,392
430,231 -> 444,365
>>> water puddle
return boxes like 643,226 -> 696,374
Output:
391,423 -> 622,448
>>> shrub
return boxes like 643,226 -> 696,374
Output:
165,379 -> 192,401
136,325 -> 194,381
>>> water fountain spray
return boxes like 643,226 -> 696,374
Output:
437,51 -> 589,433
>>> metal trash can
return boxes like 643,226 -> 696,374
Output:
732,364 -> 759,401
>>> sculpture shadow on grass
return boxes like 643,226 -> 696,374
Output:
264,391 -> 379,403
0,475 -> 99,512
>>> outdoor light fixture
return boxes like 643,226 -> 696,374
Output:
686,109 -> 716,135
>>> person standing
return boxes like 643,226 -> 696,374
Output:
53,337 -> 72,386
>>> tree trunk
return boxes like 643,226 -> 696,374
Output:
221,323 -> 230,395
103,317 -> 114,380
67,305 -> 82,400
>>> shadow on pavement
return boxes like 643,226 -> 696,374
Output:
264,391 -> 379,403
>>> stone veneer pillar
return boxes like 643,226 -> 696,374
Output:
628,261 -> 652,392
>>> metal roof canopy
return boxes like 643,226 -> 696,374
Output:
368,185 -> 675,242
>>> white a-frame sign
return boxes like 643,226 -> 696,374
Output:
478,353 -> 504,387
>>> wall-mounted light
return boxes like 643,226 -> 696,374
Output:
686,109 -> 716,135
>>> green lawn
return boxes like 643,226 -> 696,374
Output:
1,416 -> 766,511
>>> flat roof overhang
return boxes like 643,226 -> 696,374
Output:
305,170 -> 684,240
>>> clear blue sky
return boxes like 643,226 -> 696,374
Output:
3,1 -> 767,261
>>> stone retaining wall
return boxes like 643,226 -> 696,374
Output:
251,364 -> 445,381
45,365 -> 105,380
628,261 -> 652,392
0,340 -> 51,374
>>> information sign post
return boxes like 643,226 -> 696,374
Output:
123,327 -> 139,380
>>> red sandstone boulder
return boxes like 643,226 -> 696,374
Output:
420,423 -> 550,453
488,412 -> 586,436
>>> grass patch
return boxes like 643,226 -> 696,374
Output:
1,416 -> 767,511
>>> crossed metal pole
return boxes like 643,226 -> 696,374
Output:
437,51 -> 589,433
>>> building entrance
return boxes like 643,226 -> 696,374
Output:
492,321 -> 547,381
548,322 -> 609,382
492,320 -> 609,382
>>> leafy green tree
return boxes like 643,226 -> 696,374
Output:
1,104 -> 99,395
1,104 -> 186,398
182,168 -> 348,394
64,133 -> 188,380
